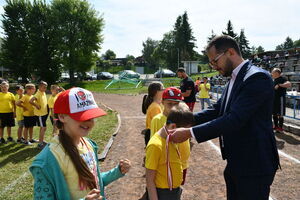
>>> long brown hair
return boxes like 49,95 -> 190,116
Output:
55,114 -> 97,190
142,82 -> 163,114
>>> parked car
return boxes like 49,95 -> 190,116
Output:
154,69 -> 176,78
97,72 -> 113,80
118,70 -> 140,79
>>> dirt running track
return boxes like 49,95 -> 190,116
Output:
94,93 -> 300,200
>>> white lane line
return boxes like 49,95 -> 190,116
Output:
207,140 -> 276,200
0,171 -> 29,195
278,150 -> 300,164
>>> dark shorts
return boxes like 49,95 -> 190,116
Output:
0,112 -> 15,128
273,96 -> 286,116
156,187 -> 182,200
24,116 -> 36,128
36,115 -> 48,127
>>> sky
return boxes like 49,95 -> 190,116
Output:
1,0 -> 300,58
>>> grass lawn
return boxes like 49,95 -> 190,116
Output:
59,71 -> 218,94
0,109 -> 117,200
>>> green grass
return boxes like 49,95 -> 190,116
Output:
59,70 -> 218,95
0,109 -> 118,200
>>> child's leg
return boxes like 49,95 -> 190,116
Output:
39,127 -> 46,143
29,127 -> 33,140
17,126 -> 23,140
0,127 -> 4,139
7,127 -> 11,137
24,127 -> 28,142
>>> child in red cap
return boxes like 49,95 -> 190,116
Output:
30,87 -> 131,200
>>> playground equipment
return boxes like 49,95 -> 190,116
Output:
104,71 -> 142,90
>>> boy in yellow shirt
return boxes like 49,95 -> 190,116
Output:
146,104 -> 194,200
17,83 -> 36,145
30,81 -> 48,149
15,85 -> 25,143
198,77 -> 211,110
48,85 -> 64,136
150,88 -> 190,185
0,81 -> 16,143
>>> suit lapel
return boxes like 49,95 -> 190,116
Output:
224,62 -> 250,113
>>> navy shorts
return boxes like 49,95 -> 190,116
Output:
24,116 -> 36,128
36,115 -> 48,127
0,112 -> 15,128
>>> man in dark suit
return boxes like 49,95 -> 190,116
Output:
169,35 -> 280,200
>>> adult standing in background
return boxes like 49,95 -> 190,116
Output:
177,68 -> 196,111
198,77 -> 211,110
170,35 -> 280,200
271,68 -> 291,132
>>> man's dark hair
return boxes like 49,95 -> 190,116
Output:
206,35 -> 241,56
177,68 -> 185,73
272,68 -> 281,74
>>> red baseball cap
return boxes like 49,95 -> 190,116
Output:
54,87 -> 106,121
162,87 -> 183,102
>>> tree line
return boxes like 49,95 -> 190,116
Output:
141,16 -> 300,71
0,0 -> 104,84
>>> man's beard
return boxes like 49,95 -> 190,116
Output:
222,59 -> 234,77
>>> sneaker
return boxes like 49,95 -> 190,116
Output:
7,137 -> 14,142
277,127 -> 284,132
29,139 -> 38,143
37,142 -> 47,150
17,138 -> 22,143
23,141 -> 32,145
0,138 -> 6,144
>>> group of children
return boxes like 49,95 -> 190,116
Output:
142,82 -> 194,200
0,80 -> 62,149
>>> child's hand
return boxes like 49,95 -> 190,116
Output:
119,159 -> 131,174
36,105 -> 41,110
84,189 -> 102,200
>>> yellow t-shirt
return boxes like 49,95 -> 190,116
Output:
15,94 -> 24,121
150,113 -> 190,169
0,92 -> 15,113
145,133 -> 182,189
20,94 -> 34,117
150,113 -> 167,138
48,93 -> 61,109
146,102 -> 163,129
50,136 -> 100,199
33,90 -> 48,116
198,83 -> 211,98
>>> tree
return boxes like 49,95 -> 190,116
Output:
0,0 -> 30,82
238,29 -> 251,58
103,49 -> 116,60
276,36 -> 294,50
256,46 -> 265,54
200,30 -> 216,63
222,20 -> 237,39
142,38 -> 159,68
176,11 -> 197,61
26,0 -> 60,84
294,39 -> 300,47
51,0 -> 104,83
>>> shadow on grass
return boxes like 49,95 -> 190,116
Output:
0,143 -> 27,157
0,147 -> 40,168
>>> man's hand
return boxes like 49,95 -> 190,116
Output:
275,85 -> 279,90
168,127 -> 192,143
119,159 -> 131,174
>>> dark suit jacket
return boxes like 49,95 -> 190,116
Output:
192,61 -> 280,176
